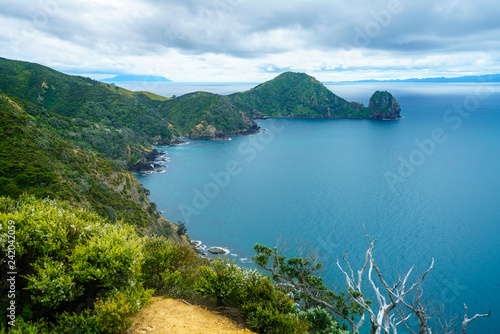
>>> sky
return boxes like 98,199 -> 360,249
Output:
1,0 -> 500,82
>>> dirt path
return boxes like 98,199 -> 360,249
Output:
126,297 -> 256,334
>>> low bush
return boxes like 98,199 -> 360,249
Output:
0,195 -> 151,332
142,236 -> 200,297
297,307 -> 349,334
196,259 -> 308,333
53,286 -> 153,334
196,259 -> 244,306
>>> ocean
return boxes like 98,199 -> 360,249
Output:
134,82 -> 500,333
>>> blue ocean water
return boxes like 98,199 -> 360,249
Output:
137,83 -> 500,333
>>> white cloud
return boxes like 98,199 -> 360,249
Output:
1,0 -> 499,81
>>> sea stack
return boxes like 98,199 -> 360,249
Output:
368,91 -> 402,120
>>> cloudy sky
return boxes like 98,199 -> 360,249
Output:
1,0 -> 499,82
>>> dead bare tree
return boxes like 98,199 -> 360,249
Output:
433,306 -> 459,334
337,232 -> 434,334
398,286 -> 434,334
398,287 -> 492,334
254,232 -> 491,334
390,313 -> 410,334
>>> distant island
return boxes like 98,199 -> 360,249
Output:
101,74 -> 172,83
325,73 -> 500,84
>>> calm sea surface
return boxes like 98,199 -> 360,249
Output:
135,82 -> 500,333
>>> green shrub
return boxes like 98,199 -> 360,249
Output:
176,221 -> 187,236
238,272 -> 308,334
0,195 -> 148,331
297,307 -> 349,334
149,219 -> 173,238
54,310 -> 98,334
92,286 -> 152,333
142,236 -> 200,297
196,258 -> 244,306
195,260 -> 308,333
0,318 -> 50,334
54,286 -> 152,334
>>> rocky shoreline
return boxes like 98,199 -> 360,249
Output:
192,122 -> 261,141
129,139 -> 187,173
130,123 -> 261,173
190,240 -> 230,256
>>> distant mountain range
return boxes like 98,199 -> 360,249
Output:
326,74 -> 500,84
101,74 -> 172,83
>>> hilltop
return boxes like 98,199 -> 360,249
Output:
229,72 -> 401,120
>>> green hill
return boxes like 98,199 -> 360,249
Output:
159,91 -> 259,139
0,93 -> 168,229
229,72 -> 401,119
0,57 -> 177,167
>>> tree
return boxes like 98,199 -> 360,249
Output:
177,220 -> 187,236
253,231 -> 491,334
336,232 -> 434,334
253,241 -> 364,332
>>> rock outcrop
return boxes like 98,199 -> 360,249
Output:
129,149 -> 161,173
368,91 -> 402,120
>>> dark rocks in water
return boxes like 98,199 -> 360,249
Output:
368,91 -> 402,120
194,248 -> 207,256
129,149 -> 163,173
207,247 -> 229,255
129,158 -> 154,173
144,149 -> 161,160
169,137 -> 186,145
191,240 -> 202,247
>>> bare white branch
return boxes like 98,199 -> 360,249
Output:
461,304 -> 491,334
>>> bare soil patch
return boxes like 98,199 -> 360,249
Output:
127,297 -> 256,334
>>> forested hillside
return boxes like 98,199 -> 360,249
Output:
229,72 -> 401,119
0,57 -> 176,167
159,91 -> 259,138
0,93 -> 165,228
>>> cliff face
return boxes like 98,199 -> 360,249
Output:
368,91 -> 402,119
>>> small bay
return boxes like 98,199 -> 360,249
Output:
137,82 -> 500,333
